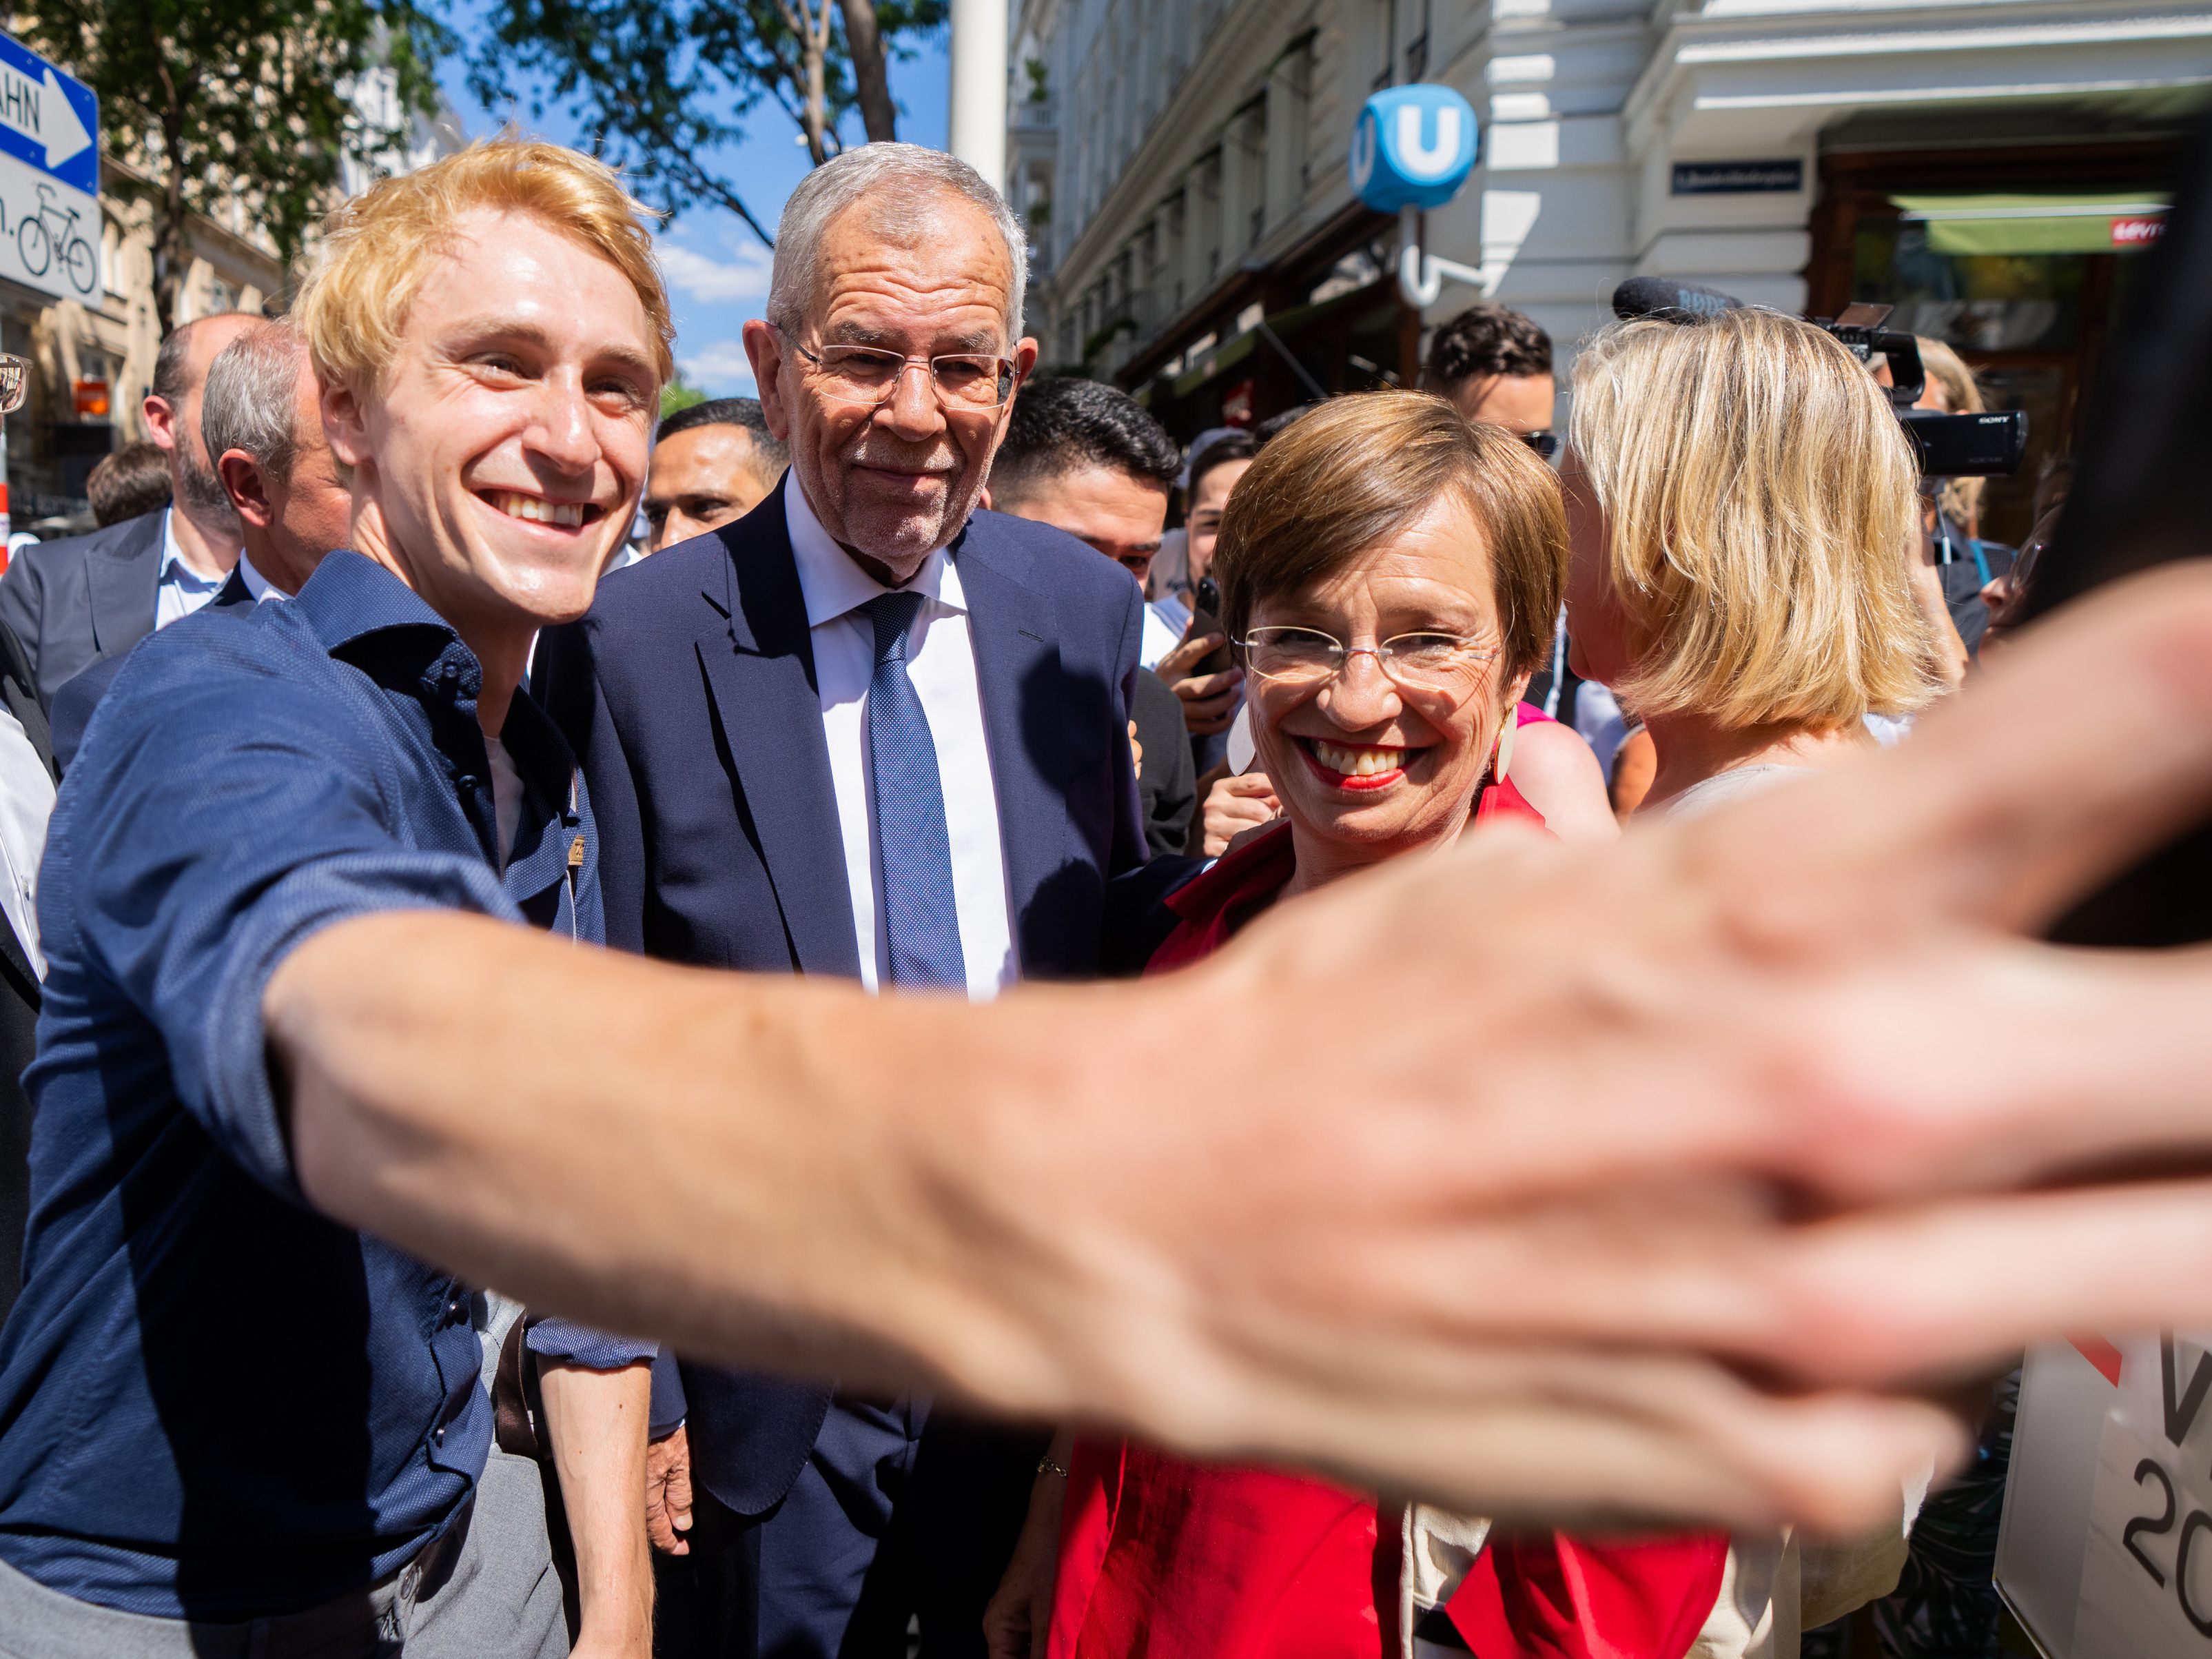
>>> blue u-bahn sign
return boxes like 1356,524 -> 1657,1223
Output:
0,34 -> 100,303
1349,85 -> 1477,214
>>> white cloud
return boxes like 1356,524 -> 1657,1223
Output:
680,339 -> 759,395
656,238 -> 775,303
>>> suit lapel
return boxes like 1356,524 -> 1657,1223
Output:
694,498 -> 862,980
0,908 -> 37,1012
954,529 -> 1065,977
85,512 -> 163,658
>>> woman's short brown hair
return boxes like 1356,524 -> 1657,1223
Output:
1213,392 -> 1566,683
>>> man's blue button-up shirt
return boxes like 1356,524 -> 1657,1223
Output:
0,551 -> 607,1619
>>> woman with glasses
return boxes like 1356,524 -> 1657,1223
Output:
982,393 -> 1729,1659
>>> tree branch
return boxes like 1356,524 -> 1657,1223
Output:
838,0 -> 895,143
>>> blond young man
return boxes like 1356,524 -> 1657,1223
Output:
0,143 -> 658,1656
8,140 -> 2212,1659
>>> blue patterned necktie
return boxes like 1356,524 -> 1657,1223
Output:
864,591 -> 966,991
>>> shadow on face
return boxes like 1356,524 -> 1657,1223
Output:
1186,457 -> 1252,589
644,423 -> 775,553
994,462 -> 1167,584
746,192 -> 1036,587
1249,495 -> 1519,880
322,208 -> 659,642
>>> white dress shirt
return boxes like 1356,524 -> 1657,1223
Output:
0,702 -> 54,975
233,547 -> 285,604
1139,602 -> 1183,671
153,509 -> 238,630
785,481 -> 1016,1001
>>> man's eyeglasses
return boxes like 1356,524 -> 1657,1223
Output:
0,356 -> 27,417
781,330 -> 1020,411
1521,429 -> 1558,462
1238,625 -> 1501,704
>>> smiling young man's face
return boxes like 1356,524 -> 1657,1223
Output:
325,208 -> 659,657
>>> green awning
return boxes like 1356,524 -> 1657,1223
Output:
1893,192 -> 2169,256
1171,327 -> 1257,400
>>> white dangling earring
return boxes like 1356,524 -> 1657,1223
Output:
1492,710 -> 1517,784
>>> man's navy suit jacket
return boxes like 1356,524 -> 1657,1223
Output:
535,478 -> 1147,1516
0,509 -> 166,711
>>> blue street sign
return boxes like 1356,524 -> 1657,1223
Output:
1349,85 -> 1477,214
0,36 -> 96,196
0,34 -> 101,301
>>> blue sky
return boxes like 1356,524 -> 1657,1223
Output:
438,16 -> 952,398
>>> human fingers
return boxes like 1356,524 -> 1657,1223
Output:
981,1592 -> 1025,1659
644,1429 -> 692,1554
1739,1181 -> 2212,1387
1713,562 -> 2212,936
1220,771 -> 1278,800
1158,633 -> 1225,680
1174,667 -> 1244,704
1123,1324 -> 1963,1534
1453,1179 -> 2212,1391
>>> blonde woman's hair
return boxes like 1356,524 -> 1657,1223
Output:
1569,309 -> 1943,731
1916,336 -> 1986,532
1213,391 -> 1566,684
296,139 -> 675,393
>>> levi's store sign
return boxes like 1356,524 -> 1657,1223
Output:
2111,215 -> 2165,248
1999,1334 -> 2212,1655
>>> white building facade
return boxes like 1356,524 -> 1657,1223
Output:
1008,0 -> 2212,542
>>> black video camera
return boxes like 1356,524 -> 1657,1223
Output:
1812,301 -> 2028,481
1610,280 -> 2029,481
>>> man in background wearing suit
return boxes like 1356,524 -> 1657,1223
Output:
49,319 -> 351,769
987,376 -> 1197,859
0,312 -> 256,708
536,143 -> 1146,1658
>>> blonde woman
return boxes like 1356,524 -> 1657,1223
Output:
1563,306 -> 1937,1653
1564,307 -> 1952,820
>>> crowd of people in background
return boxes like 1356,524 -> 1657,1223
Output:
0,131 -> 2122,1659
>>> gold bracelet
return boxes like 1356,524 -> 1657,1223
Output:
1037,1455 -> 1071,1478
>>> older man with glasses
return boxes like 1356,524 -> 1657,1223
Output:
534,143 -> 1147,1659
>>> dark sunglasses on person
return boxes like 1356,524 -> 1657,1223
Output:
1521,429 -> 1559,462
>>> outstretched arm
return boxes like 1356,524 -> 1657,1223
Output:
270,562 -> 2212,1536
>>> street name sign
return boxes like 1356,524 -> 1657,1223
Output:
0,34 -> 99,302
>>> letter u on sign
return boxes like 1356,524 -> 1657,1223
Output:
1396,105 -> 1462,178
1351,85 -> 1478,214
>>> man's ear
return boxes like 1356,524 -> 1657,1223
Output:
320,374 -> 370,472
217,450 -> 276,530
742,320 -> 790,444
143,394 -> 178,454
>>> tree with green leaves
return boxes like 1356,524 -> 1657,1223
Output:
8,0 -> 451,332
468,0 -> 948,247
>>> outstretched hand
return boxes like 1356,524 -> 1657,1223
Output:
941,562 -> 2212,1534
280,563 -> 2212,1541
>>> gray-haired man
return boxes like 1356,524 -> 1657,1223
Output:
535,140 -> 1147,1659
48,320 -> 353,770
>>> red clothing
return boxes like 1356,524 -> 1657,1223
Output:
1050,782 -> 1728,1659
